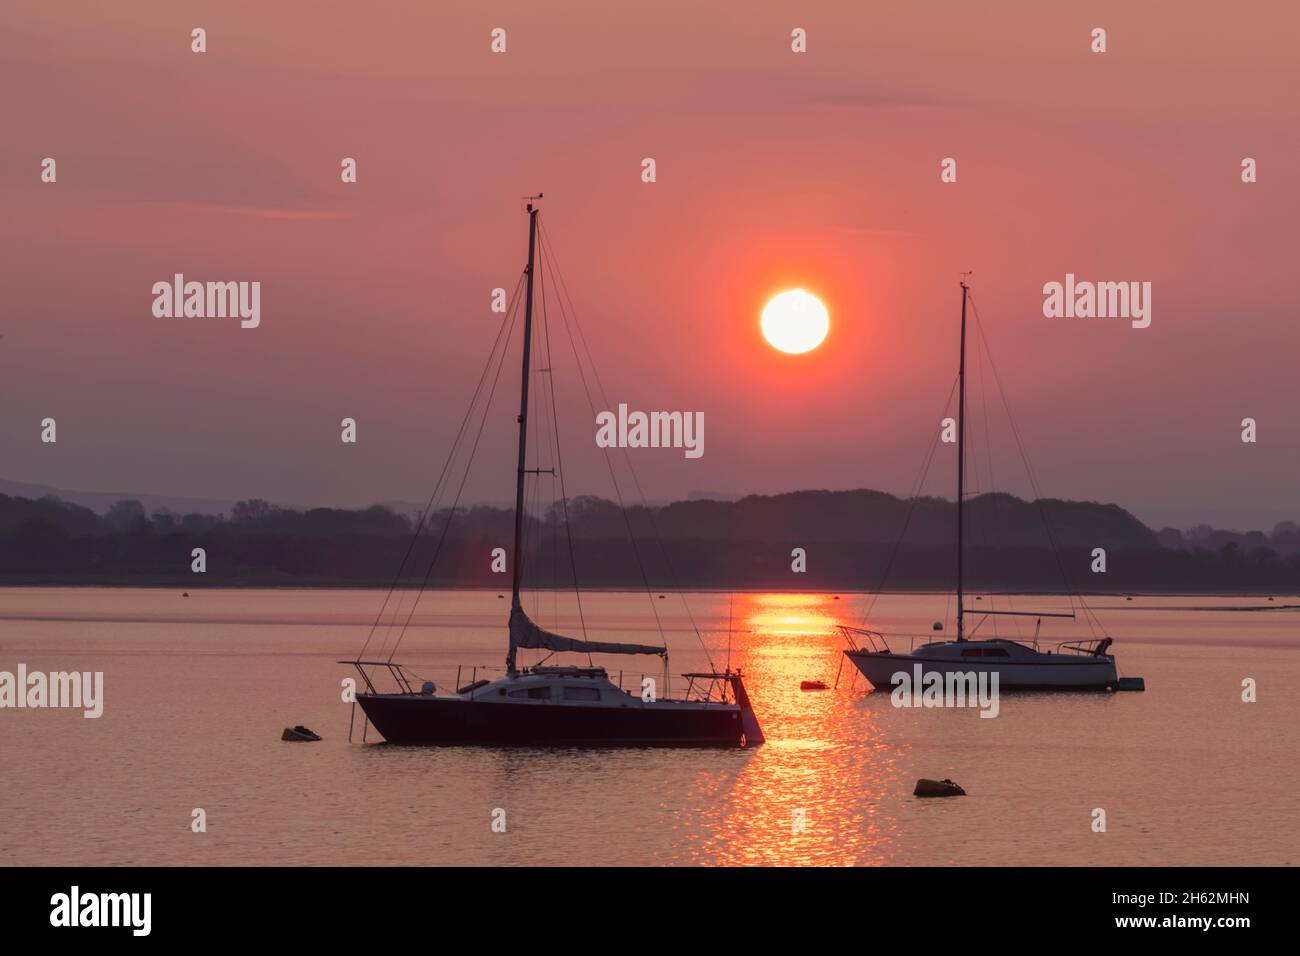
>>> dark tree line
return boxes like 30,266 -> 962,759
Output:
0,490 -> 1296,591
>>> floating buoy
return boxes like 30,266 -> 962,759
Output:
1126,596 -> 1133,601
800,680 -> 828,691
181,592 -> 189,597
281,725 -> 322,742
658,594 -> 665,599
497,594 -> 504,598
833,595 -> 840,600
914,778 -> 965,798
1116,677 -> 1145,692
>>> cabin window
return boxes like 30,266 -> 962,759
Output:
984,648 -> 1010,657
961,649 -> 982,657
562,686 -> 601,702
508,687 -> 550,700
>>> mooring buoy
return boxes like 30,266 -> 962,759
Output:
914,778 -> 965,798
281,725 -> 322,742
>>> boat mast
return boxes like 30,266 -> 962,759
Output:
507,201 -> 540,673
956,279 -> 968,642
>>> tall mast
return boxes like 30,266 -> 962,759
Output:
956,279 -> 968,642
507,201 -> 539,672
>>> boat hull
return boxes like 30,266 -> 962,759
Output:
356,694 -> 747,747
845,650 -> 1118,691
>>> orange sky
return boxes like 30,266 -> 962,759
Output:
2,1 -> 1297,528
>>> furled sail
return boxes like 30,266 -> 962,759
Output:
509,606 -> 666,658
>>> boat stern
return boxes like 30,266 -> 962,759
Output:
727,672 -> 764,747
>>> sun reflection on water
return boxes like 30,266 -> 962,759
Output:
672,592 -> 911,865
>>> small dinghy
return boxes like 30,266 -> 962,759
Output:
281,725 -> 322,742
914,778 -> 965,798
800,680 -> 829,691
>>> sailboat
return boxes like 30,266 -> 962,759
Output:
341,200 -> 764,747
842,280 -> 1120,691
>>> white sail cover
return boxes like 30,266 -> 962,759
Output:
509,606 -> 666,657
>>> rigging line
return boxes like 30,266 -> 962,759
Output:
524,293 -> 545,620
379,272 -> 528,658
535,224 -> 673,656
974,312 -> 1025,641
971,320 -> 1001,639
726,592 -> 733,674
538,222 -> 712,667
967,292 -> 1102,638
532,262 -> 558,612
388,308 -> 518,662
962,360 -> 990,636
530,262 -> 555,631
858,371 -> 960,630
536,231 -> 591,647
973,295 -> 1096,636
358,271 -> 525,660
373,271 -> 527,658
374,272 -> 526,660
523,256 -> 564,654
548,247 -> 716,674
386,272 -> 526,662
536,224 -> 665,639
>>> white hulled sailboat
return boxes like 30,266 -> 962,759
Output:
843,281 -> 1120,691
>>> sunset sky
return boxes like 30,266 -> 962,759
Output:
3,1 -> 1297,529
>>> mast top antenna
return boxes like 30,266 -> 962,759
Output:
959,270 -> 973,288
523,192 -> 544,212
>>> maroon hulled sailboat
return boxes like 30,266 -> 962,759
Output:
343,200 -> 763,747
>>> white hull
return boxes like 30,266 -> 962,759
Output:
846,640 -> 1118,691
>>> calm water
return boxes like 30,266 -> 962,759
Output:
1,587 -> 1296,866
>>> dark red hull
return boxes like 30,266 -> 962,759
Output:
356,694 -> 747,747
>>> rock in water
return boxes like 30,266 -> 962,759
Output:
914,778 -> 965,798
281,725 -> 322,742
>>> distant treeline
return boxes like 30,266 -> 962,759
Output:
1,490 -> 1298,592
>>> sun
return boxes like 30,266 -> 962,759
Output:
761,289 -> 829,354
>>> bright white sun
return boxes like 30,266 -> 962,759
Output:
761,289 -> 829,354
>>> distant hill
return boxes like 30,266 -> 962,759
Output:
0,487 -> 1295,591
